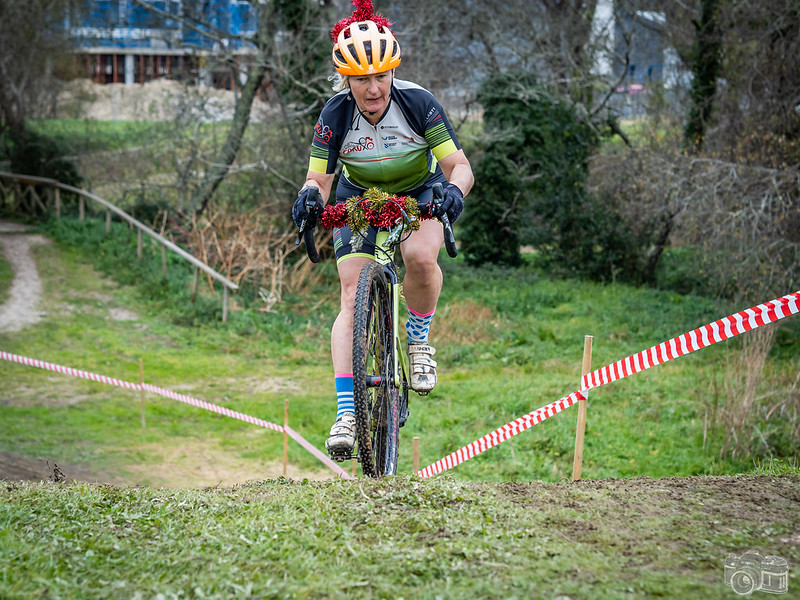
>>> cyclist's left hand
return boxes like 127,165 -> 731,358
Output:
439,183 -> 464,223
292,186 -> 323,228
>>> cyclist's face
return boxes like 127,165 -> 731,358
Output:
349,72 -> 392,122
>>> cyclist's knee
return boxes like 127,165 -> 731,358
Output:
404,257 -> 441,286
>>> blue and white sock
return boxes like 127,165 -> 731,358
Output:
335,373 -> 354,419
406,307 -> 435,345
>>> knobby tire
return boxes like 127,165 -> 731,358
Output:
352,261 -> 400,478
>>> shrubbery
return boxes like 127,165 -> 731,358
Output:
6,131 -> 81,188
461,72 -> 647,281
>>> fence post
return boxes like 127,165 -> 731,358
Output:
222,287 -> 229,323
191,268 -> 199,303
55,187 -> 61,219
139,358 -> 146,430
106,210 -> 111,233
283,399 -> 289,477
413,436 -> 420,474
161,245 -> 167,277
137,229 -> 143,260
79,196 -> 85,221
572,335 -> 593,482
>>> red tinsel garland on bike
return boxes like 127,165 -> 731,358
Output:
318,187 -> 432,232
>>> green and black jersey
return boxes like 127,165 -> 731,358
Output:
308,79 -> 462,195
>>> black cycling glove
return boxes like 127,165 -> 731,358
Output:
292,186 -> 323,228
438,183 -> 464,223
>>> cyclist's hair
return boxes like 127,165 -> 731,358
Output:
330,73 -> 349,92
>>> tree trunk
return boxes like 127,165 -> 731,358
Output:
191,11 -> 276,216
684,0 -> 723,153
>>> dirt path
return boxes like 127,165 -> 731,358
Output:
0,224 -> 329,486
0,221 -> 49,333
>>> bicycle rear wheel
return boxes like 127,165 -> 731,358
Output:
352,261 -> 400,478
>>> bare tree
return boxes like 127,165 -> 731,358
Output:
0,0 -> 79,163
132,0 -> 339,216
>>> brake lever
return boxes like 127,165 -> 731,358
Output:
295,186 -> 321,245
432,183 -> 457,258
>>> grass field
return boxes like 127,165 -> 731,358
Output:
2,217 -> 799,484
2,474 -> 799,599
1,215 -> 799,598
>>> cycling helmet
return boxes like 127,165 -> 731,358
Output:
332,19 -> 401,76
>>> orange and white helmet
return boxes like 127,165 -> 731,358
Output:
332,20 -> 401,76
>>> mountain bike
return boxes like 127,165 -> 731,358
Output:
297,183 -> 457,477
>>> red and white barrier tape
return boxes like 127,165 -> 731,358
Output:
417,290 -> 800,478
141,383 -> 284,433
283,425 -> 350,477
581,291 -> 799,391
417,391 -> 585,478
0,350 -> 351,479
1,351 -> 141,391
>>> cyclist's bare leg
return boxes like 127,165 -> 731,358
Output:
331,256 -> 371,374
400,220 -> 444,393
326,256 -> 370,455
400,220 -> 444,312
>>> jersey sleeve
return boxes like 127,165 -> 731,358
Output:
422,98 -> 461,162
309,113 -> 338,175
308,94 -> 351,175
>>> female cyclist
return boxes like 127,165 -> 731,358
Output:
292,0 -> 474,455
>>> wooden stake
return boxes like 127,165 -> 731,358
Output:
572,335 -> 593,482
55,187 -> 61,219
351,458 -> 357,478
191,268 -> 199,302
413,436 -> 420,474
139,358 -> 146,430
283,399 -> 288,477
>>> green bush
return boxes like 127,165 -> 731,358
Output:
462,72 -> 647,281
6,130 -> 81,188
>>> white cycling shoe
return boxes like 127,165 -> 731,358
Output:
325,412 -> 356,454
409,343 -> 437,395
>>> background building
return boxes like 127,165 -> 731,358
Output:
68,0 -> 258,87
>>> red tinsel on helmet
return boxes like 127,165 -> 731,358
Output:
330,0 -> 393,41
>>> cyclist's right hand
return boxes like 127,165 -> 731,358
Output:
292,186 -> 323,228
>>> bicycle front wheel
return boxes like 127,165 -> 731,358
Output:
352,261 -> 400,478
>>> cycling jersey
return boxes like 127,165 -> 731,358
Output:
308,79 -> 462,195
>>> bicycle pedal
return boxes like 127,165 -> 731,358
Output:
328,450 -> 357,463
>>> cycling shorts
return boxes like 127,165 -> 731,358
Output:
332,172 -> 446,264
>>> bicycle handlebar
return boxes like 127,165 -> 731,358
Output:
295,186 -> 321,263
297,184 -> 458,262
